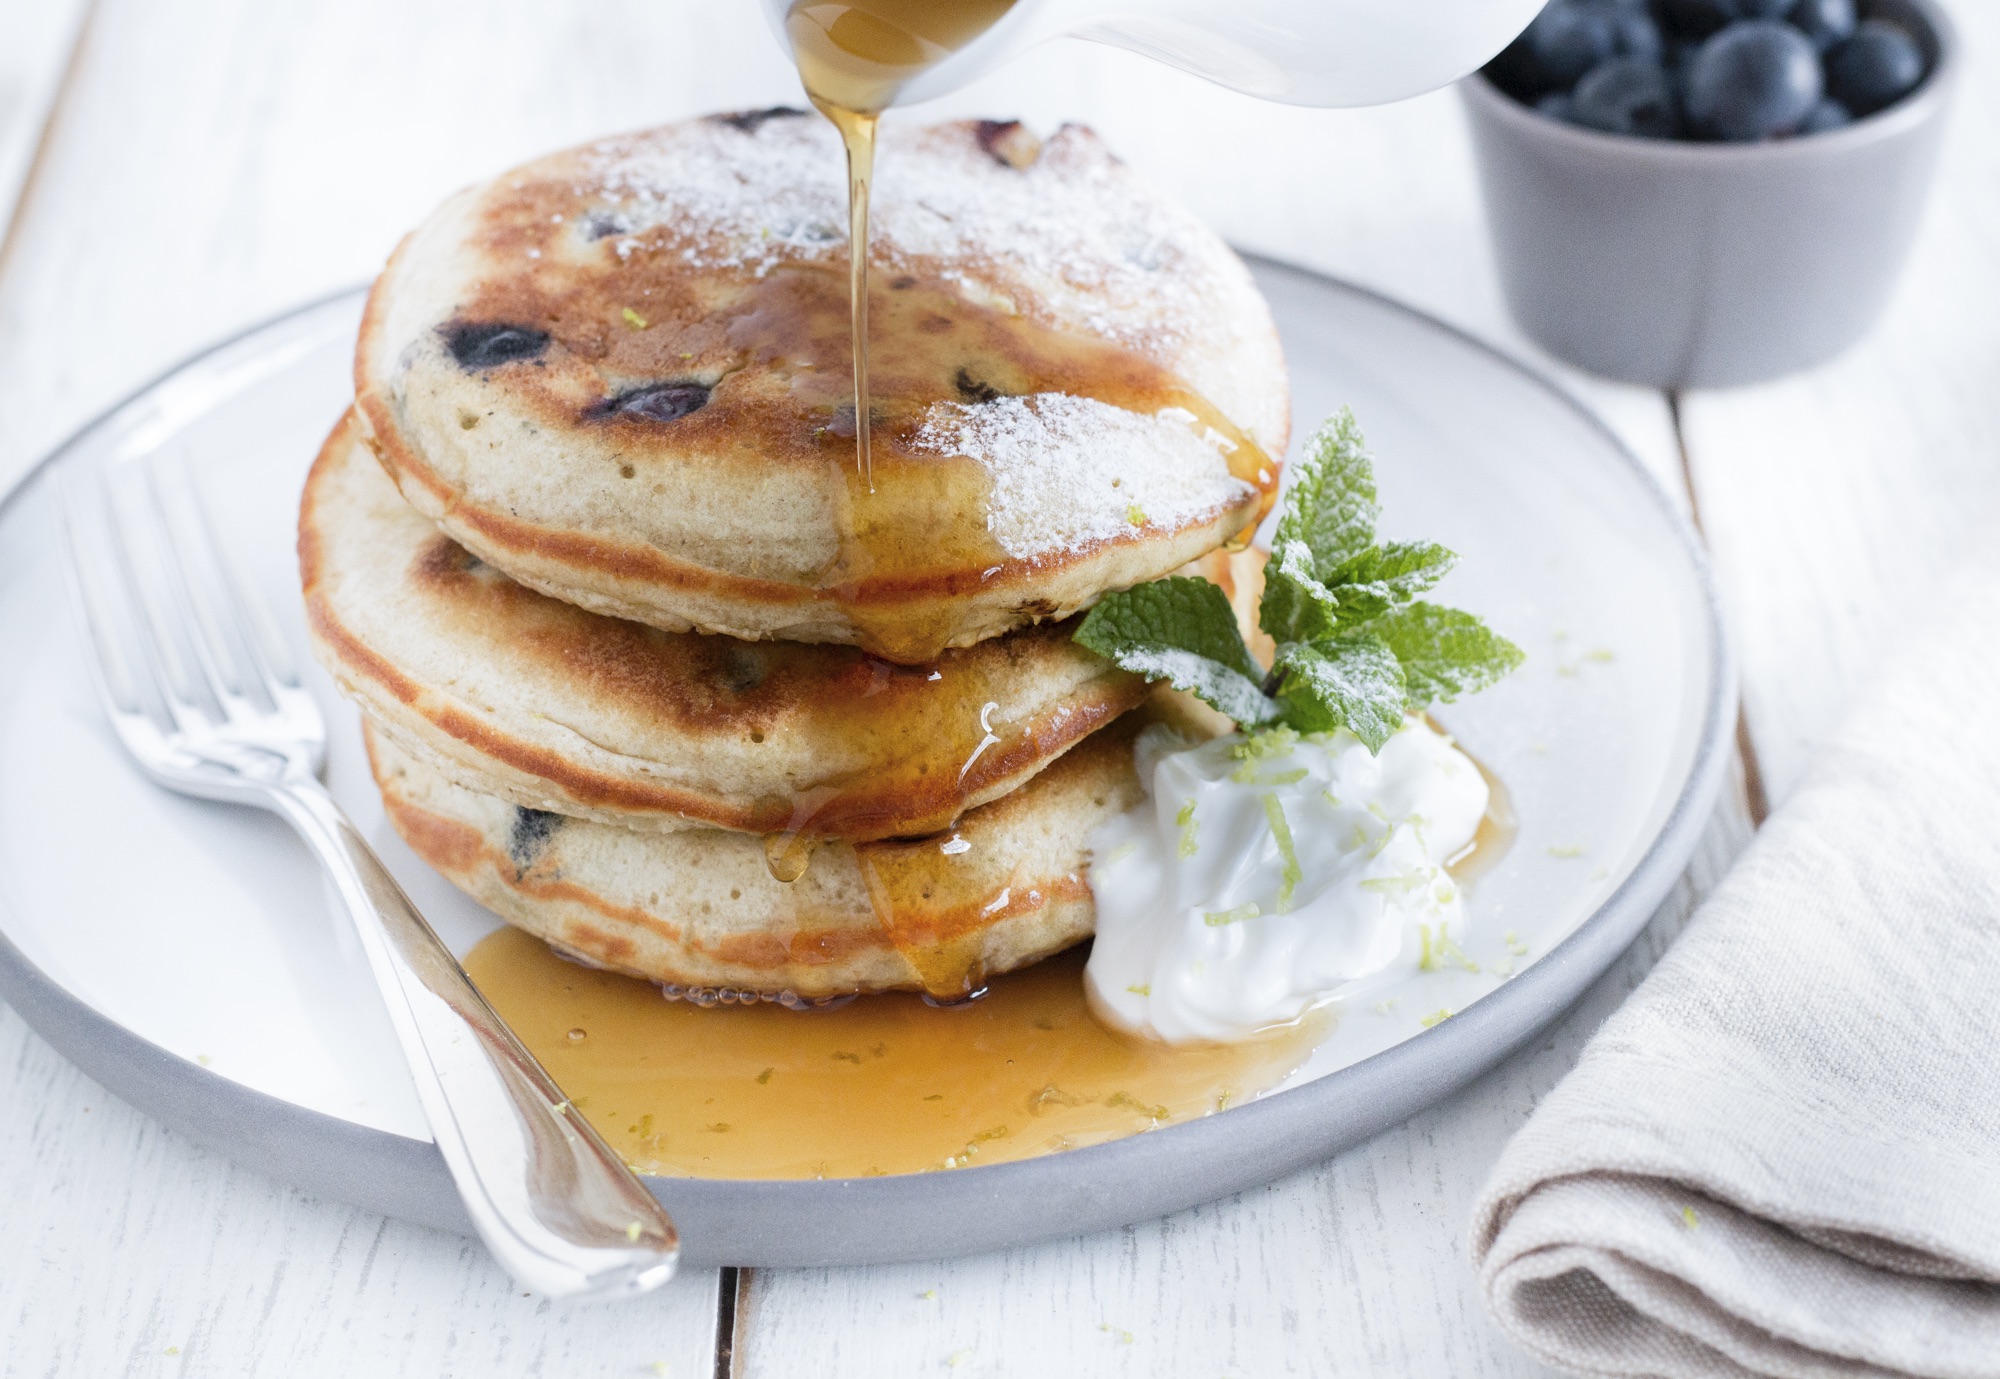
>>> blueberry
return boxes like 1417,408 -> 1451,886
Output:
953,367 -> 1003,403
1611,8 -> 1667,61
1662,0 -> 1802,37
1522,0 -> 1664,91
505,807 -> 563,873
1536,91 -> 1579,121
711,107 -> 808,133
1826,20 -> 1925,116
443,322 -> 550,370
1798,96 -> 1854,132
1663,36 -> 1703,97
1685,20 -> 1822,139
594,381 -> 711,423
1657,0 -> 1726,39
1572,58 -> 1682,136
1484,33 -> 1549,100
1786,0 -> 1856,52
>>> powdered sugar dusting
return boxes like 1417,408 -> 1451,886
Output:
913,394 -> 1254,561
571,116 -> 1241,358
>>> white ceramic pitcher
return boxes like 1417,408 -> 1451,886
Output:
769,0 -> 1548,110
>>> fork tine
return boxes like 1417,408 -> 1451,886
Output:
99,466 -> 217,735
55,468 -> 154,723
145,457 -> 263,722
179,458 -> 303,696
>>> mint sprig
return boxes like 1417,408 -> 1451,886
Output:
1074,408 -> 1523,752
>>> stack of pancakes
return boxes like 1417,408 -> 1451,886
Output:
300,111 -> 1289,1002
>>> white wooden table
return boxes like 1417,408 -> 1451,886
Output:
1,2 -> 1992,1373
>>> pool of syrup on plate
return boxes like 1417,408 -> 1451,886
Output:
466,931 -> 1321,1179
463,769 -> 1515,1181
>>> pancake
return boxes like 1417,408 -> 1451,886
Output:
354,112 -> 1290,665
367,715 -> 1147,1000
303,409 -> 1146,841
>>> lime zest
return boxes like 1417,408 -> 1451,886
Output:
1261,793 -> 1302,913
1230,726 -> 1301,761
1433,921 -> 1480,973
1203,902 -> 1261,927
621,306 -> 649,329
1176,798 -> 1199,858
1106,1090 -> 1171,1119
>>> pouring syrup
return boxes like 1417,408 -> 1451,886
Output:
781,1 -> 1019,487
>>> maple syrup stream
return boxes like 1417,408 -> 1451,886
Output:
784,0 -> 1020,487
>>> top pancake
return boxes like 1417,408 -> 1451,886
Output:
355,111 -> 1289,665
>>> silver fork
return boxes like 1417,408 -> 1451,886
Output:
57,449 -> 679,1300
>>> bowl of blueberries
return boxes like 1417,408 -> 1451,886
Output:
1462,0 -> 1957,387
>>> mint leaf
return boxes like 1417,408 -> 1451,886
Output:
1258,540 -> 1341,645
1271,408 -> 1376,578
1272,637 -> 1407,751
1076,577 -> 1285,727
1368,601 -> 1525,707
1072,405 -> 1522,749
1326,540 -> 1459,622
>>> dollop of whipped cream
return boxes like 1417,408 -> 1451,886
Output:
1084,718 -> 1489,1044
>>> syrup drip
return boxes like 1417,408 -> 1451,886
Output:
856,838 -> 1008,1000
464,930 -> 1322,1180
717,265 -> 1282,663
784,0 -> 1023,487
819,101 -> 878,488
763,831 -> 816,883
1449,754 -> 1518,885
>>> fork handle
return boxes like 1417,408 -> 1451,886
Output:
270,779 -> 680,1299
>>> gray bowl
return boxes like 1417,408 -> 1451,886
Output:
1460,0 -> 1958,389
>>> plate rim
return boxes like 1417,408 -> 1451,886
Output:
0,265 -> 1736,1266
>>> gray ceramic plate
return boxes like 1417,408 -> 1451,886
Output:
0,262 -> 1732,1266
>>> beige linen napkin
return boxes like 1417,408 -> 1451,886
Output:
1471,544 -> 2000,1379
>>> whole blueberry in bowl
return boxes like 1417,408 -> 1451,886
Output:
1573,58 -> 1682,138
1461,0 -> 1956,386
1789,0 -> 1859,52
1684,21 -> 1823,139
1827,18 -> 1927,113
1489,0 -> 1664,97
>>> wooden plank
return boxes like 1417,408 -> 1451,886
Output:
0,0 -> 89,248
0,1003 -> 721,1379
735,789 -> 1753,1378
1678,0 -> 2000,808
